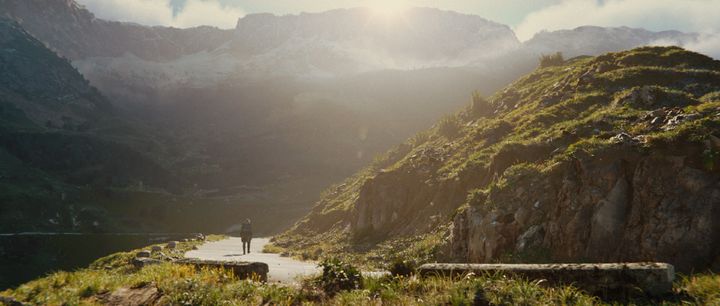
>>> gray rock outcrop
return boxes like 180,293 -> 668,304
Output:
449,148 -> 720,272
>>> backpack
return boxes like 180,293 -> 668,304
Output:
241,222 -> 252,234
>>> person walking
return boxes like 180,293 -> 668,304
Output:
240,219 -> 253,254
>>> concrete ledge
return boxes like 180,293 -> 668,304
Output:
418,262 -> 674,296
176,259 -> 269,282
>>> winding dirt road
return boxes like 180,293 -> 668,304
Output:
184,237 -> 319,284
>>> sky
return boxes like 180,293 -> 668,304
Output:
76,0 -> 720,41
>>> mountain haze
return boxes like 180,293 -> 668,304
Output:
3,0 -> 720,303
0,0 -> 714,236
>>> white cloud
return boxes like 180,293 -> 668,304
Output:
515,0 -> 720,58
174,0 -> 245,28
515,0 -> 720,41
76,0 -> 244,28
682,33 -> 720,59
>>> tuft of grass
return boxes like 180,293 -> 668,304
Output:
538,52 -> 565,68
262,243 -> 284,254
680,273 -> 720,305
437,114 -> 463,138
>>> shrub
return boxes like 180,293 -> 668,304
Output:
539,52 -> 564,68
410,131 -> 431,146
388,258 -> 416,277
438,115 -> 462,138
703,148 -> 718,171
316,258 -> 363,295
471,91 -> 492,117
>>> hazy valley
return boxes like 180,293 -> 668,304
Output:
1,0 -> 709,235
0,0 -> 719,303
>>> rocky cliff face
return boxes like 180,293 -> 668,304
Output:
450,146 -> 720,272
276,46 -> 720,272
232,7 -> 521,72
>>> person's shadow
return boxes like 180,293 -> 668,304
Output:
224,254 -> 245,257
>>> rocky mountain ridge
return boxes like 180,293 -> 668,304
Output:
0,0 -> 706,84
0,0 -> 234,61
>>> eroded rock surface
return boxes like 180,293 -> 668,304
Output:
450,149 -> 720,272
97,284 -> 161,306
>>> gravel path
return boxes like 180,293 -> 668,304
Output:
184,237 -> 319,284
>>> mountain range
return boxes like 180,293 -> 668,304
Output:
0,0 -> 712,235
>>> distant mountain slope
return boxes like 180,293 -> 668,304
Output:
0,18 -> 110,129
0,0 -> 233,60
273,46 -> 720,273
0,18 -> 179,232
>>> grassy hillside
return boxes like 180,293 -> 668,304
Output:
271,46 -> 720,272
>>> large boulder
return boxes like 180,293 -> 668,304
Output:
132,258 -> 163,269
96,283 -> 162,305
166,241 -> 178,249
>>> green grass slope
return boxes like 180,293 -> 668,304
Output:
272,46 -> 720,271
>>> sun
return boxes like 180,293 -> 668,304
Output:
368,2 -> 408,20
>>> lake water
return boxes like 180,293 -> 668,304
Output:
0,233 -> 192,290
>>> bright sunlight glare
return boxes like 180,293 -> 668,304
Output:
367,1 -> 409,19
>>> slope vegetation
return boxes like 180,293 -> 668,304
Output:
274,46 -> 720,273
